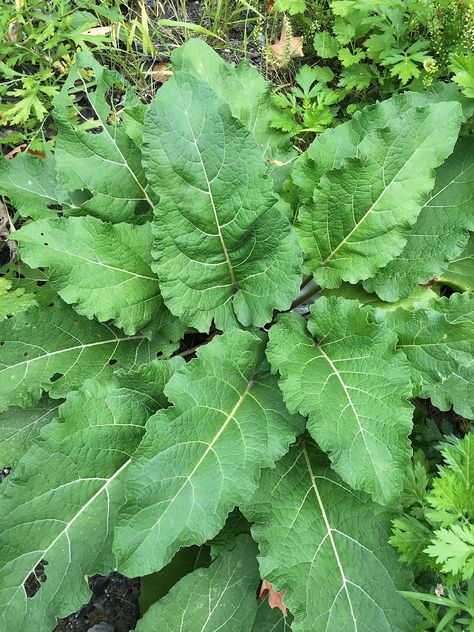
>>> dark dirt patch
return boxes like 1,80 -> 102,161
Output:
55,573 -> 140,632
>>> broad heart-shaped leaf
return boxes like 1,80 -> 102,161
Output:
171,39 -> 294,180
438,234 -> 474,292
244,442 -> 417,632
296,100 -> 462,288
0,395 -> 60,465
0,153 -> 59,220
136,534 -> 261,632
114,329 -> 304,576
364,136 -> 474,300
0,360 -> 180,632
13,216 -> 182,338
266,297 -> 413,505
0,300 -> 164,412
53,52 -> 153,224
143,72 -> 302,332
383,293 -> 474,418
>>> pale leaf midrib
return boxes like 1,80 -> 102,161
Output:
127,379 -> 255,561
301,441 -> 358,631
320,129 -> 437,266
3,458 -> 131,618
182,106 -> 238,293
0,335 -> 145,374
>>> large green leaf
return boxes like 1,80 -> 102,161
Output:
0,300 -> 163,411
114,329 -> 304,576
13,216 -> 181,337
267,297 -> 413,505
0,153 -> 60,220
136,534 -> 261,632
244,442 -> 417,632
438,234 -> 474,293
0,360 -> 180,632
296,101 -> 462,287
53,53 -> 152,223
292,86 -> 468,204
364,137 -> 474,300
0,395 -> 60,465
383,293 -> 474,418
143,72 -> 302,331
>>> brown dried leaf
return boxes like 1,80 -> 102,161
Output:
258,579 -> 288,617
269,25 -> 303,65
4,145 -> 45,160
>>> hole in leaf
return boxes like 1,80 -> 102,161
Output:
36,281 -> 46,287
50,372 -> 63,383
24,559 -> 48,598
23,352 -> 28,357
108,359 -> 118,366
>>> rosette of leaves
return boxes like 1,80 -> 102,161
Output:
0,39 -> 473,631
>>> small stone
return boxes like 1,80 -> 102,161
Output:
87,623 -> 114,632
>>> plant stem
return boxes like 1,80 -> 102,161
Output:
291,280 -> 321,310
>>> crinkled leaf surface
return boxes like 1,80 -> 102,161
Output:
54,53 -> 153,223
136,534 -> 261,632
171,39 -> 293,170
244,442 -> 417,632
0,153 -> 59,220
143,72 -> 302,331
296,101 -> 462,287
364,136 -> 474,300
0,360 -> 180,632
292,86 -> 467,204
384,293 -> 474,418
0,300 -> 162,411
114,329 -> 304,576
13,216 -> 181,337
267,297 -> 413,505
0,395 -> 60,465
438,234 -> 474,293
